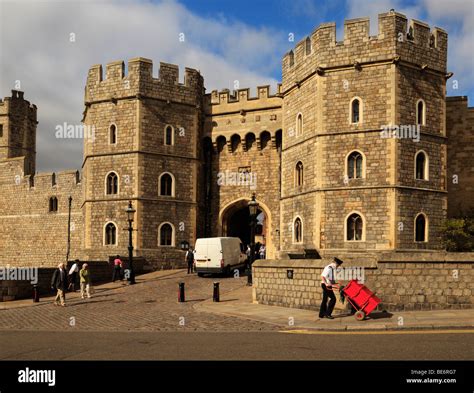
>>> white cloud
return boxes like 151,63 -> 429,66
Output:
0,0 -> 283,171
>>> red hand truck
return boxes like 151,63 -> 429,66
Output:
342,279 -> 381,321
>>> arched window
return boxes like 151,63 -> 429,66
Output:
245,133 -> 256,151
305,37 -> 311,55
294,217 -> 302,243
351,98 -> 361,124
347,151 -> 363,179
346,213 -> 363,241
216,136 -> 227,153
159,223 -> 174,246
52,173 -> 56,187
416,100 -> 426,126
49,197 -> 58,212
105,222 -> 117,245
295,161 -> 304,187
164,125 -> 174,146
231,134 -> 241,153
275,130 -> 282,152
109,124 -> 117,144
260,131 -> 271,150
159,173 -> 174,196
296,113 -> 303,136
106,172 -> 118,195
415,213 -> 427,242
289,50 -> 295,67
415,151 -> 428,180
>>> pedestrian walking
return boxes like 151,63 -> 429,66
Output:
51,263 -> 68,307
255,242 -> 261,260
319,257 -> 343,319
185,248 -> 194,274
80,263 -> 92,299
68,259 -> 79,292
259,244 -> 266,260
112,255 -> 123,282
246,245 -> 251,260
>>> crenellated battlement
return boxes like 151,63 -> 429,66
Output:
29,170 -> 81,190
204,85 -> 282,116
0,90 -> 37,117
282,12 -> 448,91
85,58 -> 204,106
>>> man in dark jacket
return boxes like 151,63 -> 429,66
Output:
185,248 -> 194,274
51,263 -> 68,306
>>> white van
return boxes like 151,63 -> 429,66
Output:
194,237 -> 247,276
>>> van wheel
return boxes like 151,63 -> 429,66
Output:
224,265 -> 231,277
197,273 -> 204,277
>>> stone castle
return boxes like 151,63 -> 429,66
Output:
1,11 -> 473,271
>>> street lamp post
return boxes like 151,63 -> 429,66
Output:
125,200 -> 136,285
247,193 -> 259,286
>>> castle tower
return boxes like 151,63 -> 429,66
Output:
0,90 -> 37,175
82,58 -> 204,267
280,11 -> 448,256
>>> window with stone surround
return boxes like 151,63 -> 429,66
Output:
0,124 -> 3,137
346,213 -> 363,241
159,172 -> 174,197
415,213 -> 428,242
106,172 -> 119,195
305,37 -> 311,55
164,125 -> 174,146
105,222 -> 117,246
109,124 -> 117,144
347,151 -> 363,179
296,113 -> 303,136
415,150 -> 429,180
416,99 -> 426,126
350,98 -> 361,124
289,50 -> 294,67
49,196 -> 58,212
159,222 -> 174,246
295,161 -> 304,187
293,217 -> 303,243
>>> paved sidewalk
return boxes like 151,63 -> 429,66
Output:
194,286 -> 474,331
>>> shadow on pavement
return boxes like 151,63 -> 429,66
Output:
367,311 -> 393,320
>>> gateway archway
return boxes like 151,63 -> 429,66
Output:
219,198 -> 272,256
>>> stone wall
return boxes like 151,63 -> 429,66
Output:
204,86 -> 282,258
0,157 -> 83,268
253,252 -> 474,312
446,96 -> 474,217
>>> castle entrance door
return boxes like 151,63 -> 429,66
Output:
221,200 -> 267,250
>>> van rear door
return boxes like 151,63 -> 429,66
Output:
194,239 -> 209,270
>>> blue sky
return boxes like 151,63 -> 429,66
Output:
179,0 -> 473,99
0,0 -> 472,171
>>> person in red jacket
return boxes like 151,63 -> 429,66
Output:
112,255 -> 123,282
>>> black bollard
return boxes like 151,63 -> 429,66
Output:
33,285 -> 40,303
213,282 -> 220,302
178,282 -> 185,302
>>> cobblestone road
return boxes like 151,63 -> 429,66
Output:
0,271 -> 281,332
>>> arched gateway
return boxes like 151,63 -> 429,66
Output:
218,197 -> 274,259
